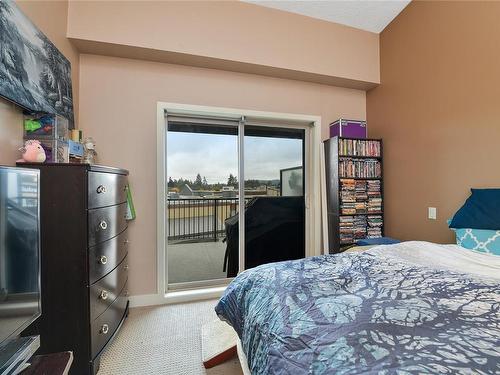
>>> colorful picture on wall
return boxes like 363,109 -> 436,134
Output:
0,1 -> 74,126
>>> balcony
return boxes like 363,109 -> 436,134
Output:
167,198 -> 250,285
168,198 -> 242,242
167,194 -> 304,286
168,240 -> 227,284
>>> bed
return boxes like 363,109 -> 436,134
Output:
215,241 -> 500,374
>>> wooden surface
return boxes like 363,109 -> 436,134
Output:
19,164 -> 129,375
21,352 -> 73,375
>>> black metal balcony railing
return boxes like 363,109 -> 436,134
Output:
167,198 -> 251,242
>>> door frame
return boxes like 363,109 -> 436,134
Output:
156,102 -> 322,304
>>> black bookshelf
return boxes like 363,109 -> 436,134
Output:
339,177 -> 382,180
339,213 -> 383,216
339,155 -> 383,160
324,136 -> 384,253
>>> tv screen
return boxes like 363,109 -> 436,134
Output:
0,167 -> 41,346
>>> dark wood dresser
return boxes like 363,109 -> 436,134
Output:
19,164 -> 130,375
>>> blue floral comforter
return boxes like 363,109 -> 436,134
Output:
215,248 -> 500,374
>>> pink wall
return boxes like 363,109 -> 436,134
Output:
79,54 -> 367,296
17,0 -> 80,121
0,98 -> 23,164
1,1 -> 376,297
0,1 -> 79,165
67,0 -> 379,89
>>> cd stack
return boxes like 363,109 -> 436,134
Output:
354,216 -> 367,239
339,139 -> 381,157
339,158 -> 381,178
355,180 -> 367,213
367,215 -> 383,238
367,180 -> 382,213
340,179 -> 356,215
355,201 -> 366,214
339,216 -> 354,244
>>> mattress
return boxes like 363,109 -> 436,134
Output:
343,244 -> 376,253
215,241 -> 500,374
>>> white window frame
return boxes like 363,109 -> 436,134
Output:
151,102 -> 322,306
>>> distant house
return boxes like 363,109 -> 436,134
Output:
180,184 -> 194,196
179,183 -> 218,198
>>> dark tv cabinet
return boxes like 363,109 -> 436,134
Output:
19,164 -> 130,375
324,137 -> 384,253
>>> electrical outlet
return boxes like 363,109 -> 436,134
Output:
428,207 -> 437,220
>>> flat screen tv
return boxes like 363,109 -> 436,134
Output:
0,167 -> 41,374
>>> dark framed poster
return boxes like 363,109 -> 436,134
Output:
0,1 -> 74,126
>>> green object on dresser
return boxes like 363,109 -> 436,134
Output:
126,184 -> 136,220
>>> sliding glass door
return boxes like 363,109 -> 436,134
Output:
166,117 -> 240,289
242,126 -> 305,273
165,113 -> 308,290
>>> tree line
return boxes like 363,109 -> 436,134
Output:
168,173 -> 238,191
168,173 -> 279,191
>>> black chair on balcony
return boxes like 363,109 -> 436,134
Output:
223,197 -> 305,278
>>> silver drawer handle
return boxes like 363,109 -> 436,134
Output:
99,290 -> 109,300
99,255 -> 108,265
100,324 -> 109,334
124,264 -> 129,271
124,239 -> 130,246
96,185 -> 107,194
99,220 -> 108,230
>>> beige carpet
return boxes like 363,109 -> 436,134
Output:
98,299 -> 243,375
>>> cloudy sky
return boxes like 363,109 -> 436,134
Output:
167,132 -> 302,183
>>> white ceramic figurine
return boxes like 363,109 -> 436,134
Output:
83,137 -> 98,165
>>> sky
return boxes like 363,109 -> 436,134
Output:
167,132 -> 303,184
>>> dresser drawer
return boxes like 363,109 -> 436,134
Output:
88,172 -> 128,209
91,284 -> 128,358
89,230 -> 129,285
90,256 -> 128,320
88,203 -> 128,247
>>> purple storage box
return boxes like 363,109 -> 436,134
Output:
330,119 -> 367,139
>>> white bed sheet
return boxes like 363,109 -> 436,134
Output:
368,240 -> 500,280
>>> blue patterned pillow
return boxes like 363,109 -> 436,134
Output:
451,227 -> 500,255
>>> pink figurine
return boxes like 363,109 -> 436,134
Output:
18,140 -> 47,163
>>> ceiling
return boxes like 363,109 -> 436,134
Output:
244,0 -> 411,33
